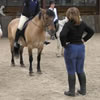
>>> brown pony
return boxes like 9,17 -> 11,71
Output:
8,9 -> 55,76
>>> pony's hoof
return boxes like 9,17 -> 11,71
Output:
20,64 -> 25,67
14,54 -> 19,59
11,63 -> 15,66
56,54 -> 61,57
37,70 -> 42,74
29,72 -> 34,76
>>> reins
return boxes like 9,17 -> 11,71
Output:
31,12 -> 46,29
31,20 -> 42,29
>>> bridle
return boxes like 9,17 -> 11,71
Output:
31,11 -> 53,29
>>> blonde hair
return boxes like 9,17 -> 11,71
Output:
66,7 -> 80,25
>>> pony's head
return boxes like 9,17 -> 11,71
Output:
39,9 -> 56,39
40,9 -> 55,27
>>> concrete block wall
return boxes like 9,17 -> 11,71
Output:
82,15 -> 100,33
0,15 -> 100,37
0,16 -> 15,37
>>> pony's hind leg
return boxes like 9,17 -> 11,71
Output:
11,46 -> 15,66
19,46 -> 25,67
37,49 -> 42,74
28,48 -> 33,76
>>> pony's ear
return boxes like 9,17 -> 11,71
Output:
40,8 -> 46,14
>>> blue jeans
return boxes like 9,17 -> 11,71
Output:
64,44 -> 85,75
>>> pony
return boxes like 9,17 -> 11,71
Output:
56,17 -> 68,57
8,9 -> 55,76
0,24 -> 3,38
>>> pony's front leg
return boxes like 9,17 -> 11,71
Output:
19,46 -> 25,67
56,38 -> 61,57
37,49 -> 42,74
28,48 -> 33,76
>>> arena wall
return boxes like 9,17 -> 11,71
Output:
0,15 -> 100,37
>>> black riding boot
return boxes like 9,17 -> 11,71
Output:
14,29 -> 21,57
77,72 -> 86,95
64,74 -> 76,97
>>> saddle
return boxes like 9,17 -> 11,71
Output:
20,17 -> 33,41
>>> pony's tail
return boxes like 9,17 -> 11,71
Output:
14,43 -> 20,58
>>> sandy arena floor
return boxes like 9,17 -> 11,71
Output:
0,34 -> 100,100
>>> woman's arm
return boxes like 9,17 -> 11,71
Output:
83,22 -> 94,42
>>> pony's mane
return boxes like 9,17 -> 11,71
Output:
46,9 -> 55,18
38,12 -> 42,20
31,11 -> 42,22
38,9 -> 55,20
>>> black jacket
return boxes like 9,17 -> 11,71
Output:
22,0 -> 40,18
60,21 -> 94,47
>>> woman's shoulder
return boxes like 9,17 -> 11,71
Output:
62,21 -> 72,29
65,20 -> 74,26
64,21 -> 70,26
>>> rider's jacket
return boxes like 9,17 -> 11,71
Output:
22,0 -> 40,18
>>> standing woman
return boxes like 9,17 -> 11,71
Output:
14,0 -> 40,56
60,7 -> 94,96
